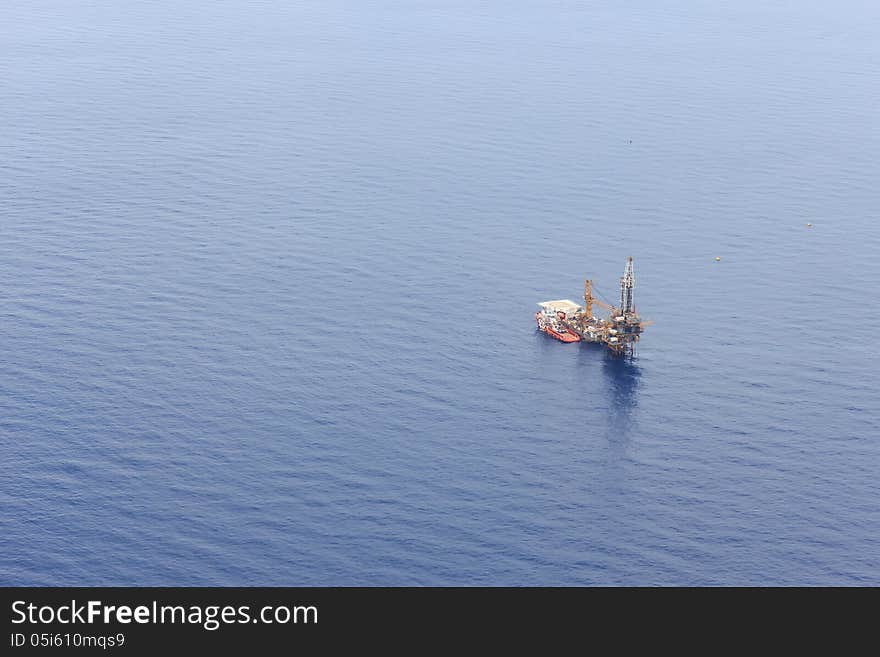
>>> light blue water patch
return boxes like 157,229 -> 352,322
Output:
0,0 -> 878,585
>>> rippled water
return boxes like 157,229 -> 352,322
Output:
1,0 -> 878,585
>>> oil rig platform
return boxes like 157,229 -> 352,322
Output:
535,257 -> 650,356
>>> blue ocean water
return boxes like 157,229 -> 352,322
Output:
1,0 -> 878,586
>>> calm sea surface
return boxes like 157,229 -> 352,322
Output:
1,1 -> 878,585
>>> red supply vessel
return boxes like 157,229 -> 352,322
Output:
534,300 -> 581,343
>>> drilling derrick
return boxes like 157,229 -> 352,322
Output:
620,256 -> 635,315
607,256 -> 643,357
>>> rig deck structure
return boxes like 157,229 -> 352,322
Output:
535,257 -> 650,356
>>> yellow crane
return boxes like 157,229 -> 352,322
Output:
583,279 -> 612,316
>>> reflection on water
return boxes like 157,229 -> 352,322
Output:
601,352 -> 641,437
572,343 -> 641,438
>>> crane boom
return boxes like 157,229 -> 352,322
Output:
583,279 -> 613,316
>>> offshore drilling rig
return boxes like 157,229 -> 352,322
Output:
535,257 -> 650,356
